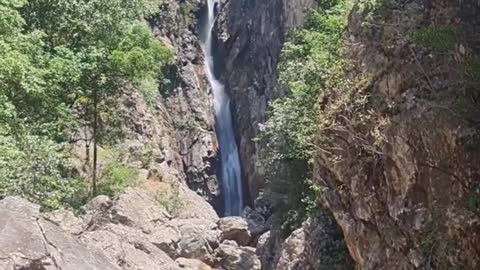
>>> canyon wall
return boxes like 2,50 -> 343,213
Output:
314,0 -> 480,269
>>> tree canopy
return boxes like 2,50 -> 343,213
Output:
0,0 -> 172,208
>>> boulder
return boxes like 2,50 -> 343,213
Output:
177,232 -> 213,263
175,258 -> 212,270
44,208 -> 85,235
242,206 -> 269,237
216,242 -> 261,270
84,194 -> 112,213
110,188 -> 171,233
275,227 -> 308,270
218,217 -> 251,246
255,231 -> 276,269
80,223 -> 179,270
170,219 -> 220,250
175,184 -> 218,222
150,225 -> 181,257
0,196 -> 120,270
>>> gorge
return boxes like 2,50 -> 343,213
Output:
1,0 -> 480,270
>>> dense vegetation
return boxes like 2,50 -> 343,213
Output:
0,0 -> 171,209
257,0 -> 351,232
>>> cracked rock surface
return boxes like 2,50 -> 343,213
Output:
0,188 -> 261,270
0,197 -> 120,270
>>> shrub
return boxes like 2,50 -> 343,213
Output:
257,0 -> 350,231
96,161 -> 138,197
411,26 -> 457,52
0,135 -> 86,210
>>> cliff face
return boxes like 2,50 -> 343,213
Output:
315,1 -> 480,269
146,0 -> 223,210
217,0 -> 315,200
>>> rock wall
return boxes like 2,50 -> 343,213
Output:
315,0 -> 480,269
218,0 -> 316,200
145,0 -> 223,210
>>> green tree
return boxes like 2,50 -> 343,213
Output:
21,0 -> 172,193
0,0 -> 172,205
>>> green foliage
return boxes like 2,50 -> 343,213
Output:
411,26 -> 457,52
356,0 -> 390,26
138,76 -> 161,108
0,0 -> 173,140
464,55 -> 480,82
178,0 -> 199,26
96,161 -> 138,198
0,0 -> 172,206
0,135 -> 86,209
258,0 -> 350,231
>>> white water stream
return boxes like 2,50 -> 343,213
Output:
201,0 -> 244,216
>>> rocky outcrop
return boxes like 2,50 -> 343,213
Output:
218,217 -> 252,246
255,213 -> 353,270
0,186 -> 264,270
216,241 -> 261,270
0,197 -> 120,270
218,0 -> 315,200
314,1 -> 480,269
275,215 -> 353,270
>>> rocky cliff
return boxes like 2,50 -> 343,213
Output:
217,0 -> 316,199
145,0 -> 222,209
314,0 -> 480,269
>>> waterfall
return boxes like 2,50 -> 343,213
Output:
201,0 -> 244,216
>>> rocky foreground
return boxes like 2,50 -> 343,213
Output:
0,186 -> 316,270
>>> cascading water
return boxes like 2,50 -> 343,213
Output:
201,0 -> 244,216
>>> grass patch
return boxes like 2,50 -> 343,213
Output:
411,26 -> 457,52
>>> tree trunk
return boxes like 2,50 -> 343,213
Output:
92,87 -> 98,194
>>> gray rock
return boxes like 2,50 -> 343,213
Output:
84,195 -> 112,213
80,224 -> 179,270
43,209 -> 85,235
275,227 -> 308,270
242,206 -> 268,237
218,217 -> 251,246
217,242 -> 261,270
256,231 -> 275,269
150,225 -> 181,257
169,218 -> 220,250
177,233 -> 213,263
174,185 -> 219,222
110,188 -> 171,233
0,196 -> 119,270
175,257 -> 212,270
